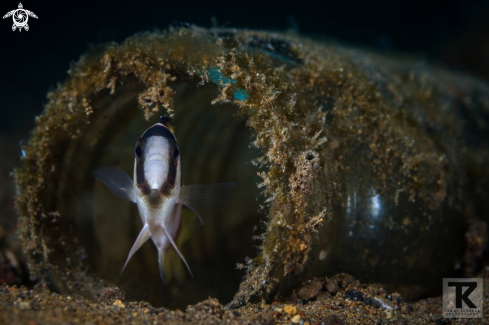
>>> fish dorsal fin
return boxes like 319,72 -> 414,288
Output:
120,223 -> 150,276
178,183 -> 237,225
160,222 -> 193,278
159,115 -> 175,133
92,167 -> 135,203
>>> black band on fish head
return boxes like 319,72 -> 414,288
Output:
134,141 -> 143,161
134,137 -> 150,195
135,122 -> 180,197
140,123 -> 177,143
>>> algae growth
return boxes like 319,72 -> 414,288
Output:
11,26 -> 489,312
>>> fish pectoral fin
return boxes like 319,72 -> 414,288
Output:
92,166 -> 136,203
121,223 -> 150,276
178,183 -> 237,225
160,223 -> 193,278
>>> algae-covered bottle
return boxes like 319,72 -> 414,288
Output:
14,27 -> 489,308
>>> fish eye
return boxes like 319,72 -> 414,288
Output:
174,147 -> 179,159
135,145 -> 142,160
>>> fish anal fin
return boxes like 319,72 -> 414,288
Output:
160,223 -> 193,278
121,224 -> 150,276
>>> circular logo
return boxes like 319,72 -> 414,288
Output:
13,9 -> 28,28
2,3 -> 38,32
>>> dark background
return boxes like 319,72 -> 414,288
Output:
0,0 -> 488,290
1,0 -> 489,135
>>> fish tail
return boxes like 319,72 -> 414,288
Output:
158,247 -> 169,284
173,253 -> 186,285
158,247 -> 187,285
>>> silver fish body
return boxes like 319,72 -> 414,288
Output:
93,118 -> 236,283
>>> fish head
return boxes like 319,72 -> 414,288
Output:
133,120 -> 181,209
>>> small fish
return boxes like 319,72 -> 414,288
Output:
92,116 -> 236,283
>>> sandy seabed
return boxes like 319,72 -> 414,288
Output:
1,271 -> 488,325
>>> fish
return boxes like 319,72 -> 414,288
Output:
92,116 -> 237,283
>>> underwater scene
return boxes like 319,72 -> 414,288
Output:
1,1 -> 489,324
